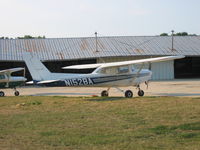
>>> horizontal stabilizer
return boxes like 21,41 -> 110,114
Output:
0,67 -> 24,74
37,80 -> 60,84
26,81 -> 34,84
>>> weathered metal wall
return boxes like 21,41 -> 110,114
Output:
151,61 -> 174,80
0,36 -> 200,61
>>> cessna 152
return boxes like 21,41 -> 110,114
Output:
23,52 -> 184,97
0,68 -> 27,96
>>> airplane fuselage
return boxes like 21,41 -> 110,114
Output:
38,69 -> 152,87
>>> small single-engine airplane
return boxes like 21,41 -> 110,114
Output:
0,68 -> 27,96
23,52 -> 184,97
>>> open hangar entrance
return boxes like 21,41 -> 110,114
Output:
174,57 -> 200,78
0,59 -> 96,81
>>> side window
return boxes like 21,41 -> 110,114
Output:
105,67 -> 117,74
131,65 -> 135,72
97,67 -> 117,74
118,66 -> 129,74
98,68 -> 106,74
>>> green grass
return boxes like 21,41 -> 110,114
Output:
0,96 -> 200,150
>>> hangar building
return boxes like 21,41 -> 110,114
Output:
0,36 -> 200,81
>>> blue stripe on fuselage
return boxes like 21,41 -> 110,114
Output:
41,73 -> 150,87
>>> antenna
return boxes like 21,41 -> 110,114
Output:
171,30 -> 175,51
95,32 -> 99,52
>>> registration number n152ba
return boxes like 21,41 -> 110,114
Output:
64,78 -> 94,86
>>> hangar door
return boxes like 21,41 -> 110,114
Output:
174,57 -> 200,78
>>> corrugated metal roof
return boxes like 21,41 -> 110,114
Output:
0,36 -> 200,61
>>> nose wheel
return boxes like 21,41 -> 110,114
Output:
0,91 -> 5,97
14,88 -> 20,96
14,91 -> 20,96
136,85 -> 144,97
138,90 -> 144,97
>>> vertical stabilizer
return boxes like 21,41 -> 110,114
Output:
23,52 -> 51,81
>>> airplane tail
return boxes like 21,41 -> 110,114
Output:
23,52 -> 51,81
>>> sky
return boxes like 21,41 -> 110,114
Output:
0,0 -> 199,38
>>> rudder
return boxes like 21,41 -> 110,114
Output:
23,52 -> 51,81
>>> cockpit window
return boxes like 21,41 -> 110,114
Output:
97,66 -> 130,74
118,66 -> 129,74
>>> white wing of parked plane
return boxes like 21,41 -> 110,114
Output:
62,56 -> 185,69
0,68 -> 25,74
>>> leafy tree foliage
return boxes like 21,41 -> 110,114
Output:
160,32 -> 197,36
0,35 -> 46,39
160,33 -> 168,36
17,35 -> 46,39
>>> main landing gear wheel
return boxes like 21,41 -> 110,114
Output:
138,90 -> 144,97
125,90 -> 133,98
0,91 -> 5,97
101,90 -> 109,97
14,91 -> 20,96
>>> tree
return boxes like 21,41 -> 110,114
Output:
160,32 -> 198,36
175,32 -> 188,36
17,35 -> 46,39
160,33 -> 168,36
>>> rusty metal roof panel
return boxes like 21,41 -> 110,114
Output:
0,36 -> 200,61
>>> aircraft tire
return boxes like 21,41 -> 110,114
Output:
125,90 -> 133,98
101,90 -> 108,97
14,91 -> 20,96
138,90 -> 144,97
0,91 -> 5,97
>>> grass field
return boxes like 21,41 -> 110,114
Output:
0,96 -> 200,150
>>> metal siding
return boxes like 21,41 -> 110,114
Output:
151,60 -> 174,80
1,36 -> 200,61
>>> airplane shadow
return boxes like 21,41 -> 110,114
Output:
29,93 -> 125,101
30,92 -> 99,96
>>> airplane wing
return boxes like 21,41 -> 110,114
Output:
63,56 -> 185,69
0,67 -> 25,74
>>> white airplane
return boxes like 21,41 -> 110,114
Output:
0,68 -> 27,96
23,53 -> 184,97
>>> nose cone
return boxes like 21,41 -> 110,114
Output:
141,69 -> 152,76
140,69 -> 152,80
149,70 -> 152,77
